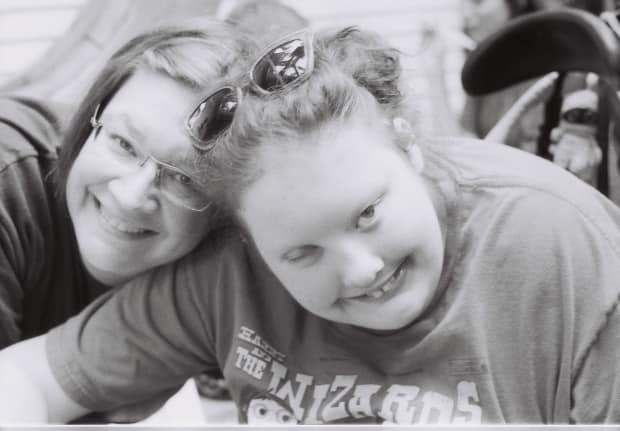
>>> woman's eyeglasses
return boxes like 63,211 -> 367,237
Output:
185,29 -> 314,151
90,105 -> 212,212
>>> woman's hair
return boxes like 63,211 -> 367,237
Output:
206,26 -> 411,212
55,18 -> 256,221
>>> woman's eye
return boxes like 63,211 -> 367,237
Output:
116,137 -> 136,156
105,131 -> 138,158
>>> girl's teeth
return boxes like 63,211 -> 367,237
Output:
366,264 -> 404,298
368,289 -> 384,299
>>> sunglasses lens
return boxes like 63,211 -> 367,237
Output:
252,38 -> 309,92
188,87 -> 238,144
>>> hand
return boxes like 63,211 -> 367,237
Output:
549,124 -> 602,184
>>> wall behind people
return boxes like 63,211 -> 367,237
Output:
1,0 -> 222,103
277,0 -> 465,135
1,0 -> 466,137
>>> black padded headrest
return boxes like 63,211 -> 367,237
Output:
462,9 -> 620,95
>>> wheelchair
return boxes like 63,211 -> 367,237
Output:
461,8 -> 620,198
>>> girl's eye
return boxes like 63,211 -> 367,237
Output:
283,245 -> 321,264
356,200 -> 381,230
171,172 -> 192,185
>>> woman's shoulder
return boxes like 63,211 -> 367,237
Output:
0,96 -> 68,167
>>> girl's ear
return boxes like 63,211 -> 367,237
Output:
407,142 -> 424,173
392,117 -> 424,172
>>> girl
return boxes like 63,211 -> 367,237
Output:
0,20 -> 251,347
2,26 -> 620,425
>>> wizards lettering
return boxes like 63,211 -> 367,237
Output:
233,326 -> 483,425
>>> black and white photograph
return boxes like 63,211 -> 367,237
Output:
1,0 -> 620,428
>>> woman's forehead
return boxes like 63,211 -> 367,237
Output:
101,87 -> 210,176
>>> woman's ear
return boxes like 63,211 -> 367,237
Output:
392,117 -> 424,172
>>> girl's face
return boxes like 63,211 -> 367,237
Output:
66,69 -> 211,285
238,118 -> 445,330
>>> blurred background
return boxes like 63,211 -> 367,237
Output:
2,0 -> 619,423
0,0 -> 467,136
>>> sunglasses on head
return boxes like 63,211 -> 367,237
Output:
186,29 -> 315,151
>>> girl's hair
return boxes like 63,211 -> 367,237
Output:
206,26 -> 411,211
55,18 -> 256,223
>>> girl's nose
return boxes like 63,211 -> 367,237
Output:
107,162 -> 160,212
338,242 -> 384,291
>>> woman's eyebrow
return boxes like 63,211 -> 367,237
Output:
103,112 -> 146,141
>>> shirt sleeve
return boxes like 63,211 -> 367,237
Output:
474,187 -> 620,423
0,129 -> 45,347
0,98 -> 64,347
571,301 -> 620,423
559,200 -> 620,423
46,237 -> 230,412
503,190 -> 620,423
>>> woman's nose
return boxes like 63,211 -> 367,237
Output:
338,243 -> 384,291
107,162 -> 160,212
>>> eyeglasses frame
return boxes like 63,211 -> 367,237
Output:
185,29 -> 315,151
89,104 -> 212,212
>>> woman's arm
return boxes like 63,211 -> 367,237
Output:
0,334 -> 89,423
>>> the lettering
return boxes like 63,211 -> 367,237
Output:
269,362 -> 314,419
322,375 -> 356,422
305,384 -> 329,424
234,346 -> 267,380
453,381 -> 482,424
237,326 -> 286,362
379,384 -> 419,424
419,391 -> 454,424
348,384 -> 381,419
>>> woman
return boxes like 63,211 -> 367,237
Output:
0,19 -> 253,347
2,26 -> 620,425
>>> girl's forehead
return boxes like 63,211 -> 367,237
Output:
242,123 -> 397,208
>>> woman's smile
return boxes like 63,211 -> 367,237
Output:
94,196 -> 156,238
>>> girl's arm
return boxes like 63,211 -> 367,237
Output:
0,334 -> 90,423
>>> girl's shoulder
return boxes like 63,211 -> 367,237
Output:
426,136 -> 620,247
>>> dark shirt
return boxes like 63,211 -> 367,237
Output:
0,96 -> 108,346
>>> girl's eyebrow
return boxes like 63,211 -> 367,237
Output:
349,188 -> 386,227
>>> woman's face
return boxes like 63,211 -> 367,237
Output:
66,69 -> 211,285
238,117 -> 446,331
462,0 -> 512,43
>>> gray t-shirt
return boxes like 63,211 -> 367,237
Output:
48,138 -> 620,424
